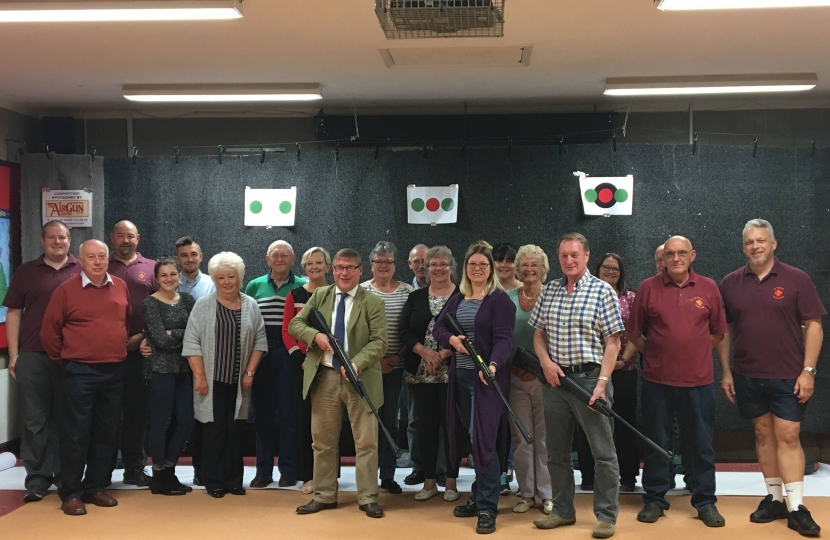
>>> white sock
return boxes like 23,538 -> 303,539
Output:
765,477 -> 784,502
785,481 -> 804,512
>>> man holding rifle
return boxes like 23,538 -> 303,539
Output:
288,248 -> 389,518
530,233 -> 624,539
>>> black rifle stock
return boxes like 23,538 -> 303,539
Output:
513,347 -> 672,462
445,314 -> 533,444
307,307 -> 399,453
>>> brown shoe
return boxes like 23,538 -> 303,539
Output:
359,502 -> 384,518
82,491 -> 118,507
61,498 -> 87,516
296,499 -> 337,514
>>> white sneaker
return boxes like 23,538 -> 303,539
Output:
415,486 -> 439,501
543,499 -> 553,515
444,488 -> 460,502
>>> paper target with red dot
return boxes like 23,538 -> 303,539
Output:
577,175 -> 633,216
407,185 -> 459,225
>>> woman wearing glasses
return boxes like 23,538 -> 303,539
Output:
360,241 -> 413,495
433,241 -> 515,535
577,253 -> 640,493
283,247 -> 332,495
507,245 -> 553,514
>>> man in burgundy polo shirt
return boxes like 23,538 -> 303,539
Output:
717,219 -> 824,537
107,220 -> 158,487
628,235 -> 727,528
40,239 -> 131,516
3,220 -> 81,502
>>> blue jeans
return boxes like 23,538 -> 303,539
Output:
148,371 -> 195,468
379,368 -> 404,481
641,380 -> 717,510
252,345 -> 295,476
470,450 -> 501,517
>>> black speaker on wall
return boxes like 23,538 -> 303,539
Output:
42,116 -> 76,154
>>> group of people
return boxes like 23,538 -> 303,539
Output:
4,217 -> 823,538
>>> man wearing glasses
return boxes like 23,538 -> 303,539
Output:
289,248 -> 389,518
245,240 -> 307,489
628,236 -> 727,528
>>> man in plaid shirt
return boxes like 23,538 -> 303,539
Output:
530,233 -> 624,539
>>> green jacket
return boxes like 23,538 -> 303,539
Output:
287,284 -> 388,412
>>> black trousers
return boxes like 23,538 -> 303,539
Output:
119,351 -> 149,473
577,369 -> 640,484
59,361 -> 125,501
201,381 -> 244,492
148,372 -> 195,468
411,382 -> 458,480
291,353 -> 314,482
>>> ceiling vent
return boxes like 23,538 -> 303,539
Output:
375,0 -> 505,40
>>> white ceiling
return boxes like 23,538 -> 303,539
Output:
2,0 -> 830,117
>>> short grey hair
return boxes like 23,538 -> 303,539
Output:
515,244 -> 550,282
424,245 -> 457,284
267,240 -> 294,255
208,251 -> 245,283
370,241 -> 398,262
301,246 -> 331,267
743,218 -> 775,241
409,244 -> 428,259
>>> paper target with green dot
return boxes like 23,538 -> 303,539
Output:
407,185 -> 459,225
244,187 -> 297,227
577,175 -> 633,216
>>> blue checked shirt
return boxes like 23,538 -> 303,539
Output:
528,271 -> 624,366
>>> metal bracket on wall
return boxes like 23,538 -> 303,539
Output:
691,133 -> 698,156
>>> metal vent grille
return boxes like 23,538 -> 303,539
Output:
375,0 -> 505,40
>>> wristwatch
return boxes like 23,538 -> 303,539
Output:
804,367 -> 817,376
597,375 -> 610,383
245,370 -> 255,377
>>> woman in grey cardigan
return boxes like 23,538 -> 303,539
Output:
182,252 -> 268,498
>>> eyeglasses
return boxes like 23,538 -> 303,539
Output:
428,262 -> 450,269
269,253 -> 292,260
466,262 -> 491,270
519,263 -> 542,270
600,264 -> 620,273
663,250 -> 691,259
333,265 -> 361,273
372,259 -> 395,266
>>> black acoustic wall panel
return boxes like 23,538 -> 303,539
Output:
104,142 -> 830,433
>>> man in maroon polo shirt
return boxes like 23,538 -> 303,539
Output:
40,239 -> 131,516
3,220 -> 81,502
717,219 -> 824,537
107,220 -> 158,487
628,235 -> 727,528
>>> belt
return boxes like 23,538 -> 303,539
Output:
560,363 -> 600,374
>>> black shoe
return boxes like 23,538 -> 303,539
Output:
207,488 -> 225,498
788,505 -> 821,537
250,475 -> 273,488
750,494 -> 789,523
359,502 -> 384,518
476,513 -> 496,534
228,486 -> 246,496
278,472 -> 297,487
436,473 -> 447,488
619,480 -> 636,493
698,505 -> 725,527
454,499 -> 478,518
123,469 -> 152,487
150,468 -> 186,496
23,486 -> 44,502
297,499 -> 337,514
404,470 -> 425,486
170,473 -> 192,493
380,479 -> 402,494
669,477 -> 677,490
193,472 -> 203,487
637,503 -> 665,523
580,478 -> 594,491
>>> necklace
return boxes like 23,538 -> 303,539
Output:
521,287 -> 539,300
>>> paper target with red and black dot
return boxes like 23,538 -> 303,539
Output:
407,185 -> 459,225
578,175 -> 633,216
244,187 -> 296,227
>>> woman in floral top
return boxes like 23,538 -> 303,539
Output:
400,246 -> 459,502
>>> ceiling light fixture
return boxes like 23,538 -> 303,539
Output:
604,74 -> 817,96
657,0 -> 830,10
0,1 -> 242,22
123,83 -> 322,103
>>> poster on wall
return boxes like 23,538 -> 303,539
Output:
576,173 -> 634,216
41,188 -> 93,227
244,187 -> 296,227
407,185 -> 459,225
0,167 -> 10,329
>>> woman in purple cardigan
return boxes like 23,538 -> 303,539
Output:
433,240 -> 515,535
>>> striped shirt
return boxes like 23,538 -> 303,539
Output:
214,303 -> 242,385
454,298 -> 482,370
528,271 -> 624,367
361,280 -> 413,370
245,271 -> 307,343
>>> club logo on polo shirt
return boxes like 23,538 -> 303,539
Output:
138,272 -> 147,281
773,287 -> 784,300
693,297 -> 705,309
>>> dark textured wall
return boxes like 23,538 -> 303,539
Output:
104,142 -> 830,433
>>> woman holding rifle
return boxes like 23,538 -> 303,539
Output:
434,240 -> 515,535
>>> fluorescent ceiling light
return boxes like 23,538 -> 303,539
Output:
658,0 -> 830,10
604,74 -> 817,96
0,1 -> 242,22
123,84 -> 323,103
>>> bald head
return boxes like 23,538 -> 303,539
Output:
110,220 -> 140,263
654,243 -> 665,274
112,220 -> 137,234
662,236 -> 696,284
80,239 -> 108,256
79,239 -> 109,284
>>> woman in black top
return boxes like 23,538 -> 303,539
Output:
142,258 -> 196,496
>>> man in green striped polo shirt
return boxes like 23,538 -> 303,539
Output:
245,240 -> 307,488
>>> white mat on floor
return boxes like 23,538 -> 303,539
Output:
1,463 -> 829,497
